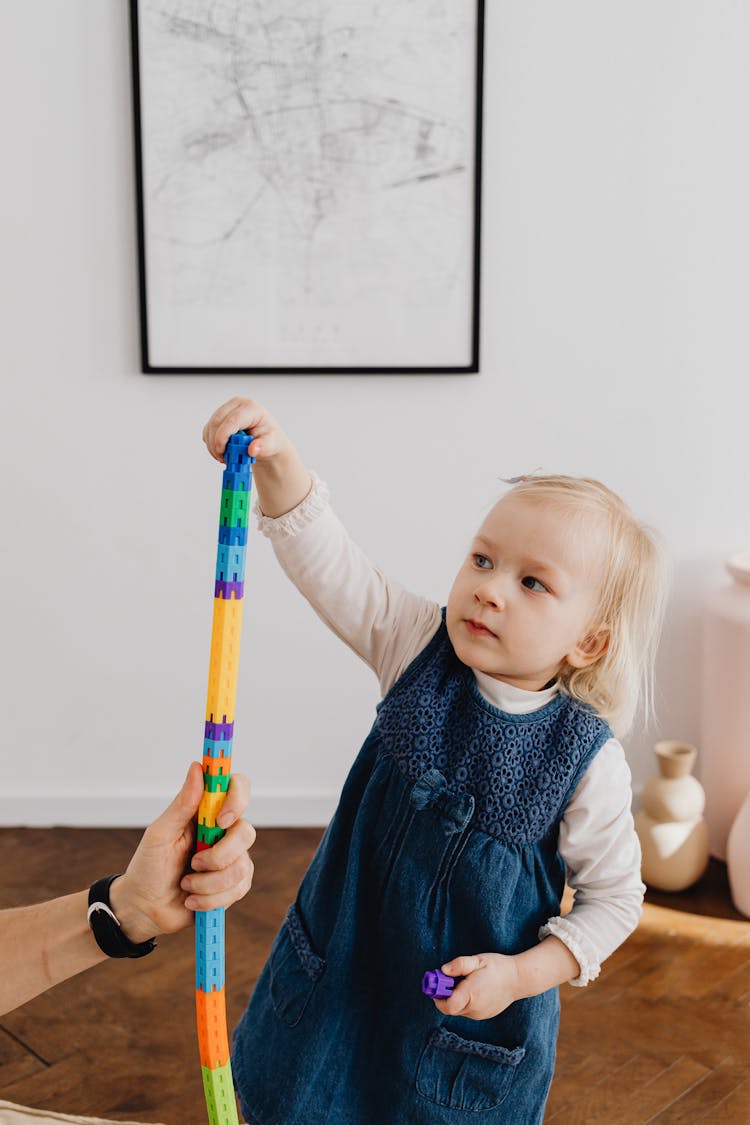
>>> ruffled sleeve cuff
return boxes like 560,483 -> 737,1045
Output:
538,917 -> 601,987
254,471 -> 330,539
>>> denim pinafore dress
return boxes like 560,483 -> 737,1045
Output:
232,620 -> 611,1125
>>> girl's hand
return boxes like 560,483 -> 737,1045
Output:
202,396 -> 313,519
202,396 -> 287,464
109,762 -> 255,944
432,953 -> 522,1021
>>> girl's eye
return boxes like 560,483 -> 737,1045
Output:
521,575 -> 548,593
473,554 -> 493,570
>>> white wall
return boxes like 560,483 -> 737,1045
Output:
2,2 -> 749,826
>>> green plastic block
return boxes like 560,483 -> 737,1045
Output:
205,771 -> 231,794
202,1061 -> 239,1125
197,823 -> 225,847
221,488 -> 249,528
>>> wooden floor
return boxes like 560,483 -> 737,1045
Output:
0,827 -> 748,1124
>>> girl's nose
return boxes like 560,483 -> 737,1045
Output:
474,583 -> 505,612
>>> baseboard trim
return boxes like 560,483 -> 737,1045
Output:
0,790 -> 338,829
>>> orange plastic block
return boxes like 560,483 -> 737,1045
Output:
205,597 -> 243,723
196,986 -> 231,1069
199,789 -> 227,828
203,754 -> 233,778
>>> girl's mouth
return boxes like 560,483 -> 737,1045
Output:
465,619 -> 496,638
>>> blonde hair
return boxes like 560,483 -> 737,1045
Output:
505,474 -> 671,737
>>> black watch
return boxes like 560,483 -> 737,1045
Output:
87,874 -> 157,959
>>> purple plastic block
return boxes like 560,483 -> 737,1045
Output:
215,579 -> 245,599
204,720 -> 234,741
422,969 -> 455,999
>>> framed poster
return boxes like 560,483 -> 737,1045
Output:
130,1 -> 484,373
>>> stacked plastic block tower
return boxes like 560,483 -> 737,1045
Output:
196,431 -> 253,1125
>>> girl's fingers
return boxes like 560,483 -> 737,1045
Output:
442,954 -> 482,977
203,398 -> 245,459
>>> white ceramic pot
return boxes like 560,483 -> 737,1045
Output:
701,554 -> 750,859
727,788 -> 750,917
635,741 -> 710,892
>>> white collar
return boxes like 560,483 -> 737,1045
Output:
473,670 -> 559,715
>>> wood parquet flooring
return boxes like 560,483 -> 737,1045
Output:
0,828 -> 748,1124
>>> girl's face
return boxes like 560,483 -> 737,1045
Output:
446,494 -> 608,691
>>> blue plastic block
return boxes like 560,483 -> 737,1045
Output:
224,432 -> 254,471
203,737 -> 234,759
196,908 -> 226,992
218,524 -> 248,547
221,470 -> 251,493
215,543 -> 247,584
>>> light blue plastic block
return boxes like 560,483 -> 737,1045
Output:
196,907 -> 226,992
214,542 -> 247,584
203,737 -> 233,760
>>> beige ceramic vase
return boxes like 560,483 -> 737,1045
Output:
635,741 -> 710,892
726,788 -> 750,917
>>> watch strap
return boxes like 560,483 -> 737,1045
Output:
87,874 -> 157,959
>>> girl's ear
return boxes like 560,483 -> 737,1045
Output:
566,626 -> 610,670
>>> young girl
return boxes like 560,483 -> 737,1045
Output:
203,397 -> 670,1125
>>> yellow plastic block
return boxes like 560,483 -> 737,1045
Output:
196,987 -> 231,1069
198,789 -> 227,828
205,597 -> 244,723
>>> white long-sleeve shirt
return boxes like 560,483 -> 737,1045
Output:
256,475 -> 645,986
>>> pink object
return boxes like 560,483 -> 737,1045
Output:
727,788 -> 750,917
701,554 -> 750,859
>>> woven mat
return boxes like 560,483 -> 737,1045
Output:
0,1104 -> 163,1125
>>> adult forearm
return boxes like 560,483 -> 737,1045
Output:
0,891 -> 107,1015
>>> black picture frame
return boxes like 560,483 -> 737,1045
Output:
130,1 -> 484,374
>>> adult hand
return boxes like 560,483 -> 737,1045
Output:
109,762 -> 255,944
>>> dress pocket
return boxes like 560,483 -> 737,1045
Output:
416,1027 -> 526,1112
269,903 -> 325,1028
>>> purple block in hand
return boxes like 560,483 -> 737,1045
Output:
422,969 -> 455,999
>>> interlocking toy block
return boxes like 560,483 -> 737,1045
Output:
201,1061 -> 239,1125
203,755 -> 232,778
221,470 -> 249,493
206,597 -> 243,720
224,433 -> 253,469
196,988 -> 231,1067
422,969 -> 457,998
215,543 -> 246,584
214,579 -> 244,600
218,523 -> 248,547
220,489 -> 249,529
205,770 -> 231,794
205,719 -> 234,741
197,822 -> 225,848
196,909 -> 226,992
195,430 -> 251,1125
198,789 -> 227,828
203,736 -> 233,759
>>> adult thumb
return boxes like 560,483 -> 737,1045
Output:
148,762 -> 204,841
